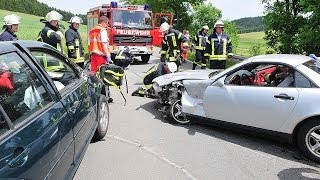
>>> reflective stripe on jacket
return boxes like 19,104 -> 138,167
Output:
161,29 -> 188,62
204,32 -> 233,61
193,31 -> 207,51
65,26 -> 84,63
89,25 -> 110,56
38,23 -> 64,53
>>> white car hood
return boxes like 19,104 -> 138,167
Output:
153,69 -> 218,87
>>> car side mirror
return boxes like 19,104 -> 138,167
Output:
214,76 -> 226,87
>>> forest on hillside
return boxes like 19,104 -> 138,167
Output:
232,16 -> 264,34
0,0 -> 87,24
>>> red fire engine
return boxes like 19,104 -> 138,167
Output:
87,1 -> 172,63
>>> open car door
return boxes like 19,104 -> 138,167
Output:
153,13 -> 173,47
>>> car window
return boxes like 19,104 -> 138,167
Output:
225,63 -> 295,88
295,71 -> 313,88
0,52 -> 53,126
30,51 -> 78,92
0,109 -> 9,136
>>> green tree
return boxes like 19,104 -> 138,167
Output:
190,3 -> 221,35
262,0 -> 304,54
299,0 -> 320,55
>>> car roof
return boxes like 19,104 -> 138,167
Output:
248,54 -> 312,67
0,40 -> 56,53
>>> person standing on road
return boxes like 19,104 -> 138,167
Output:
160,22 -> 189,69
89,16 -> 113,103
89,16 -> 112,72
38,11 -> 64,53
65,16 -> 85,68
0,14 -> 20,41
205,20 -> 233,69
181,30 -> 190,63
192,25 -> 209,70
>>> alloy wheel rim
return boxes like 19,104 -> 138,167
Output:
306,125 -> 320,158
171,100 -> 189,124
100,102 -> 109,131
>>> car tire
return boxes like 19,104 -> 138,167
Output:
141,55 -> 150,63
166,99 -> 190,124
93,95 -> 109,140
297,119 -> 320,163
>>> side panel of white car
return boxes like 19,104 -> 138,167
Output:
203,84 -> 299,132
280,88 -> 320,134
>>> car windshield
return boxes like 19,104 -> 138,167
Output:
303,60 -> 320,74
112,10 -> 153,29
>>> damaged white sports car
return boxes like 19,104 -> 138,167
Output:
152,54 -> 320,163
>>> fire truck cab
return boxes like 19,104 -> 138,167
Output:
87,2 -> 172,63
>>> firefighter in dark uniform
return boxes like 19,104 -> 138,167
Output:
114,46 -> 134,69
205,20 -> 233,69
192,25 -> 209,70
0,14 -> 20,41
65,16 -> 85,68
132,62 -> 177,97
38,11 -> 64,53
160,22 -> 189,69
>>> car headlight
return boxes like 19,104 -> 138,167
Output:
152,82 -> 161,92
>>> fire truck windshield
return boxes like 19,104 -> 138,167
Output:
112,10 -> 153,29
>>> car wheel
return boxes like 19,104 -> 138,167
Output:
93,95 -> 109,140
297,119 -> 320,163
166,99 -> 190,124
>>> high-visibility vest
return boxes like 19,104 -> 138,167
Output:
89,25 -> 110,56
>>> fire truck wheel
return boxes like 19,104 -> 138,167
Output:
141,55 -> 150,63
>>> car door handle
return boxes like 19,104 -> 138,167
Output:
8,148 -> 29,168
274,94 -> 295,100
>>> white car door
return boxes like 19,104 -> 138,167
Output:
203,66 -> 299,132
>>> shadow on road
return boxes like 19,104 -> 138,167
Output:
137,100 -> 320,168
278,168 -> 320,180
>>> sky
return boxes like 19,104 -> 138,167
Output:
37,0 -> 264,20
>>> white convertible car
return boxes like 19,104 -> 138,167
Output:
152,54 -> 320,163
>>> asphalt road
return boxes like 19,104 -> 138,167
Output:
74,55 -> 320,180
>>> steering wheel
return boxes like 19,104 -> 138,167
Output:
228,74 -> 241,85
240,74 -> 251,85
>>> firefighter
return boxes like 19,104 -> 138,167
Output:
192,25 -> 209,70
160,22 -> 189,69
38,11 -> 64,53
0,14 -> 20,41
205,20 -> 233,69
114,46 -> 134,69
89,15 -> 113,103
65,16 -> 85,68
132,62 -> 177,97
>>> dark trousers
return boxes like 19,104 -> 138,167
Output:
193,50 -> 206,70
115,59 -> 131,68
210,60 -> 226,69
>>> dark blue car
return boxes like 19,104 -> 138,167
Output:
0,41 -> 109,179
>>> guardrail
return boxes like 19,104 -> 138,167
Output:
230,55 -> 247,62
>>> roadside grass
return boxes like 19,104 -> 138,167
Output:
0,9 -> 88,54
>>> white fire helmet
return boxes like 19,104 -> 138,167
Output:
166,62 -> 177,73
4,14 -> 21,26
214,20 -> 224,28
160,22 -> 170,32
45,10 -> 63,22
202,25 -> 209,30
69,16 -> 83,24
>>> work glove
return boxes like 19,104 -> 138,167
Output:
106,56 -> 113,64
